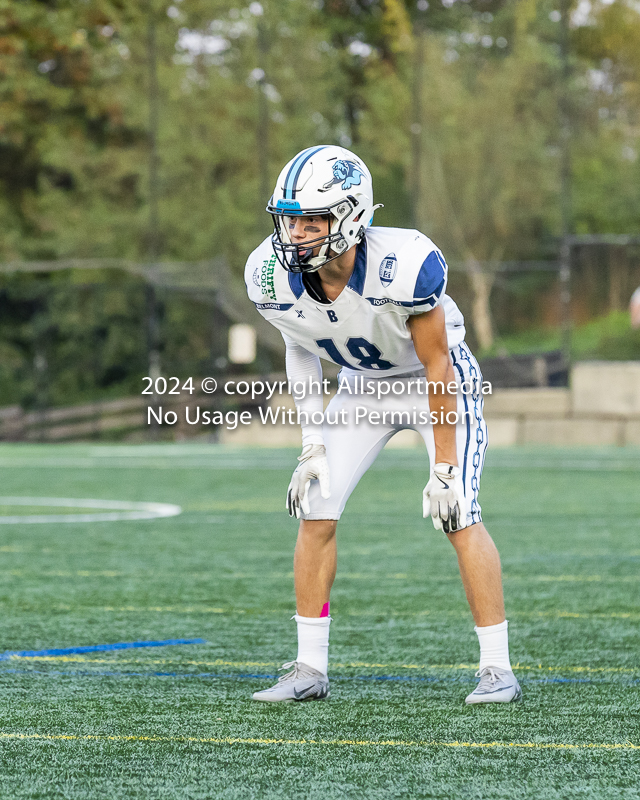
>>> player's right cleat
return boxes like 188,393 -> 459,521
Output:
252,661 -> 330,703
465,666 -> 522,705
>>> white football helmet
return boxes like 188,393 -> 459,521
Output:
267,145 -> 382,273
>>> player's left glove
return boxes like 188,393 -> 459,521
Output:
423,463 -> 467,533
286,444 -> 331,519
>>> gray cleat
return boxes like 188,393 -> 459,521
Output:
465,666 -> 522,705
252,661 -> 330,703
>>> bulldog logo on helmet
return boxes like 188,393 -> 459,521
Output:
320,160 -> 364,192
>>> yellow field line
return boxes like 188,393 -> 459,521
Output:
0,732 -> 637,750
7,655 -> 639,675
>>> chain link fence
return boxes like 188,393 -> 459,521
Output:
1,239 -> 639,440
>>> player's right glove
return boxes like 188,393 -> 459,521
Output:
286,444 -> 331,519
423,463 -> 467,534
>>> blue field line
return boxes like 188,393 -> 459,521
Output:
0,669 -> 274,680
0,667 -> 637,685
0,638 -> 206,661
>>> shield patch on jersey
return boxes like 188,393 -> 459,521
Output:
379,253 -> 397,287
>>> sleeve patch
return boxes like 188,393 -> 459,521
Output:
414,250 -> 447,302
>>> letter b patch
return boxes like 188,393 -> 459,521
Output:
327,310 -> 338,322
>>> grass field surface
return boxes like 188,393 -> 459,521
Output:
0,443 -> 638,799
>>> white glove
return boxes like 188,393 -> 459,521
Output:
286,444 -> 331,519
423,463 -> 467,533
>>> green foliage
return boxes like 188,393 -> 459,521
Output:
2,0 -> 640,397
571,309 -> 640,360
2,0 -> 638,269
0,271 -> 238,409
413,31 -> 562,262
491,308 -> 640,360
0,0 -> 147,259
0,271 -> 146,407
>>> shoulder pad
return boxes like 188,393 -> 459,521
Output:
364,228 -> 448,311
245,237 -> 297,312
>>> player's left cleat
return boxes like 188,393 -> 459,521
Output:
252,661 -> 330,703
465,666 -> 522,705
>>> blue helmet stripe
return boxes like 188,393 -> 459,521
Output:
283,146 -> 327,199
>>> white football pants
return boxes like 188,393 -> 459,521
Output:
301,342 -> 488,526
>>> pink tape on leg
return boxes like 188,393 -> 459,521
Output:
320,602 -> 330,618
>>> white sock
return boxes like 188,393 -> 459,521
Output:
475,620 -> 511,672
294,614 -> 331,676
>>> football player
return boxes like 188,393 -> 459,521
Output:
245,145 -> 521,705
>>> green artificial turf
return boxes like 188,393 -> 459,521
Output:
0,443 -> 638,799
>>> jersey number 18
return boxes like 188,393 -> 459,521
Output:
316,337 -> 395,371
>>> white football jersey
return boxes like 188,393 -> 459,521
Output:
244,226 -> 466,377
